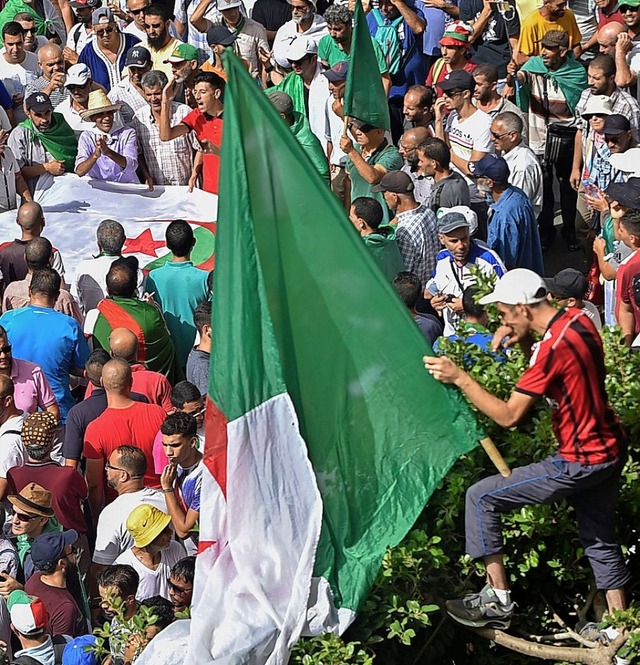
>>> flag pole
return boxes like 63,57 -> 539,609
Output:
480,437 -> 510,477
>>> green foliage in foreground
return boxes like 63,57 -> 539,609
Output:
292,300 -> 640,664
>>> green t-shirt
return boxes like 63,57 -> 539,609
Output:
346,141 -> 403,224
317,34 -> 389,74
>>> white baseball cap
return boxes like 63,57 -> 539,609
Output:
479,269 -> 548,306
218,0 -> 243,9
65,63 -> 91,87
285,36 -> 317,62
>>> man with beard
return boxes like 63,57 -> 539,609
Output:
614,0 -> 640,98
271,0 -> 327,72
318,5 -> 391,95
55,64 -> 104,136
25,530 -> 88,637
598,20 -> 626,56
399,126 -> 432,204
191,0 -> 268,79
403,85 -> 434,133
135,70 -> 197,188
164,42 -> 199,108
472,65 -> 526,138
25,44 -> 68,107
108,45 -> 151,125
8,92 -> 78,195
64,0 -> 100,64
516,0 -> 582,62
572,54 -> 640,250
161,70 -> 224,194
140,3 -> 180,77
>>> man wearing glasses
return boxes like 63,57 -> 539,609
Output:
615,0 -> 640,99
272,0 -> 327,72
56,64 -> 103,136
124,0 -> 151,41
78,7 -> 141,92
64,0 -> 100,64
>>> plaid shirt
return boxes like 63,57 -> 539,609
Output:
395,203 -> 439,286
133,102 -> 197,186
25,76 -> 68,108
108,79 -> 147,126
575,88 -> 640,149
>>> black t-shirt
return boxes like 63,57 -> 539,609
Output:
459,0 -> 520,78
0,240 -> 28,286
251,0 -> 292,32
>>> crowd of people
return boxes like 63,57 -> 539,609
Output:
0,0 -> 633,659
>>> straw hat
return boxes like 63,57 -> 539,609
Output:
8,483 -> 54,518
80,89 -> 122,120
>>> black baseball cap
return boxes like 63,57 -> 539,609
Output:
323,60 -> 349,82
206,25 -> 237,46
25,92 -> 53,112
603,114 -> 631,135
437,69 -> 475,92
125,46 -> 152,68
371,170 -> 414,193
605,177 -> 640,209
546,268 -> 587,299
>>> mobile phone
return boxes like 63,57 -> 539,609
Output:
445,294 -> 455,303
583,180 -> 596,197
426,281 -> 440,297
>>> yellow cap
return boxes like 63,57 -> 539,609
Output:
126,504 -> 172,548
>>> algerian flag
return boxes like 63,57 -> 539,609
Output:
344,0 -> 391,131
186,51 -> 483,664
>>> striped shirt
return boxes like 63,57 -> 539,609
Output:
516,308 -> 625,465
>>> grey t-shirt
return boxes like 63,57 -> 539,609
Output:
186,348 -> 210,396
427,172 -> 471,214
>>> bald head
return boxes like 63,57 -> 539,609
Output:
38,43 -> 62,63
109,328 -> 139,362
38,43 -> 64,80
403,85 -> 433,128
598,23 -> 626,55
16,202 -> 44,234
101,358 -> 132,394
403,127 -> 431,146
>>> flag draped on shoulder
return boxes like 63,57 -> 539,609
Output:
344,0 -> 391,131
188,50 -> 484,664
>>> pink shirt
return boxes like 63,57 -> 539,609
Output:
10,357 -> 57,414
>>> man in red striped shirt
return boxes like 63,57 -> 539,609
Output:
425,268 -> 629,630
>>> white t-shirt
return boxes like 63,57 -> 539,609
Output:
0,413 -> 25,479
114,540 -> 187,601
66,24 -> 93,56
445,107 -> 493,201
92,488 -> 167,566
0,50 -> 40,123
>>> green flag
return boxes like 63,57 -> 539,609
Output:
188,49 -> 484,662
344,0 -> 391,131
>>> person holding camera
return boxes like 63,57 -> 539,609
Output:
424,207 -> 505,336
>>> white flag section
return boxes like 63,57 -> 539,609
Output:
0,174 -> 218,280
135,394 -> 323,665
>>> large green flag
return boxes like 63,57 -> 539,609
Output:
187,50 -> 484,664
344,0 -> 391,131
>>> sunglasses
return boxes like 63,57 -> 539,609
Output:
348,122 -> 374,132
184,405 -> 206,418
67,82 -> 90,91
490,130 -> 511,139
168,579 -> 193,595
11,508 -> 39,522
0,345 -> 11,355
22,27 -> 36,34
130,7 -> 146,13
287,54 -> 312,66
95,26 -> 115,37
620,4 -> 639,11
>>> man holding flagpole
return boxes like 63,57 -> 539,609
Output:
425,268 -> 630,631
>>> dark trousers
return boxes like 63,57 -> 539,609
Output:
465,453 -> 631,590
537,151 -> 578,242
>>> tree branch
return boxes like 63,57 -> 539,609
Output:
473,627 -> 628,664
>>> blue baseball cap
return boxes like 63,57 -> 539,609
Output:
470,154 -> 510,183
31,530 -> 78,569
62,635 -> 99,665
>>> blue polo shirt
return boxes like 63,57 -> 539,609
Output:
0,306 -> 89,423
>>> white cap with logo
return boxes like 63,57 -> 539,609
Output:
479,269 -> 548,306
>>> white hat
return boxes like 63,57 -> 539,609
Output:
285,37 -> 317,61
609,147 -> 640,176
437,205 -> 477,236
479,269 -> 548,306
65,63 -> 91,87
217,0 -> 243,9
581,94 -> 613,119
286,0 -> 317,9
